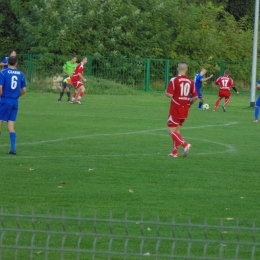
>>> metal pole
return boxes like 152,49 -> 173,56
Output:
250,0 -> 259,108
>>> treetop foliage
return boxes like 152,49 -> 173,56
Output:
0,0 -> 256,60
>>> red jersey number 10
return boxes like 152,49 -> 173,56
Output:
180,82 -> 190,96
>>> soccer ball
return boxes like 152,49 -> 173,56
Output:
203,104 -> 209,110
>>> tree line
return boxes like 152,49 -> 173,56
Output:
0,0 -> 256,61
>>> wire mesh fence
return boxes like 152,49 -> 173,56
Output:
0,208 -> 259,260
0,53 -> 258,92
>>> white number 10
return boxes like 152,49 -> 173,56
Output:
11,76 -> 18,90
180,82 -> 190,96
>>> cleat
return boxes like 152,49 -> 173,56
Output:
67,99 -> 70,102
213,110 -> 216,112
254,120 -> 258,122
168,153 -> 178,158
222,105 -> 226,112
6,151 -> 16,155
58,98 -> 61,101
76,101 -> 82,105
69,100 -> 74,104
182,144 -> 191,158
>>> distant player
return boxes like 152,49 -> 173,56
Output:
165,61 -> 198,158
0,50 -> 17,70
213,69 -> 239,112
69,56 -> 88,105
194,68 -> 213,109
254,80 -> 260,122
58,56 -> 77,102
0,56 -> 26,154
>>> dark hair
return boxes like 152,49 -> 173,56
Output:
82,56 -> 87,60
224,69 -> 230,75
71,55 -> 77,59
8,56 -> 17,66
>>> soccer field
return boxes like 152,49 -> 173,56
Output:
0,92 -> 260,258
0,92 -> 259,219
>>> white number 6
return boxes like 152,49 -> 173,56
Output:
11,76 -> 18,90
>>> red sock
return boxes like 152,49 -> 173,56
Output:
224,98 -> 230,106
73,93 -> 77,98
171,132 -> 187,148
214,99 -> 220,110
173,141 -> 179,155
77,91 -> 84,101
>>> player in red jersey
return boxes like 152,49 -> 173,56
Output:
165,61 -> 198,158
69,56 -> 88,105
213,69 -> 239,112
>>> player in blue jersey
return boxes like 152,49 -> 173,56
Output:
0,56 -> 26,154
194,68 -> 213,109
254,80 -> 260,122
0,50 -> 17,70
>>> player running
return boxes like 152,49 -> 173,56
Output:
194,68 -> 213,110
213,69 -> 239,112
69,56 -> 88,105
165,61 -> 198,158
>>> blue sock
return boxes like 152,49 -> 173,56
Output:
198,101 -> 203,108
9,132 -> 16,151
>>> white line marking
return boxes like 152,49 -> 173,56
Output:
0,122 -> 238,147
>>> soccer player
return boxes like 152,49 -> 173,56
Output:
165,61 -> 198,158
69,56 -> 88,105
0,50 -> 17,70
0,56 -> 26,154
213,69 -> 239,112
254,80 -> 260,122
58,56 -> 78,102
194,68 -> 213,109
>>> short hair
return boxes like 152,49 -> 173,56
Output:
82,56 -> 87,61
8,56 -> 17,66
71,55 -> 77,59
177,61 -> 188,70
9,50 -> 16,56
224,69 -> 230,75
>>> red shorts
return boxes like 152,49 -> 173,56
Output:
167,115 -> 185,127
218,90 -> 231,99
72,81 -> 84,89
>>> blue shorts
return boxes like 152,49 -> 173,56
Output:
256,96 -> 260,107
0,98 -> 19,122
196,88 -> 203,98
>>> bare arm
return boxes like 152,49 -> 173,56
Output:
63,70 -> 72,77
190,96 -> 198,105
201,74 -> 213,82
0,86 -> 2,96
0,62 -> 7,67
164,90 -> 173,98
19,88 -> 26,97
78,73 -> 87,82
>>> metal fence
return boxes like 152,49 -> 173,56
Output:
0,53 -> 258,91
0,209 -> 259,260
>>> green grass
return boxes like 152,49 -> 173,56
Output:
0,91 -> 260,259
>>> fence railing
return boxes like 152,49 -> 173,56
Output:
0,53 -> 258,91
0,209 -> 259,260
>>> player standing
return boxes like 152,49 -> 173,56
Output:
0,56 -> 26,154
58,56 -> 77,102
213,69 -> 239,112
69,56 -> 88,105
165,61 -> 198,158
194,68 -> 213,109
254,80 -> 260,122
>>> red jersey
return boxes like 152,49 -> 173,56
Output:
71,62 -> 84,83
166,75 -> 198,119
214,75 -> 234,90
